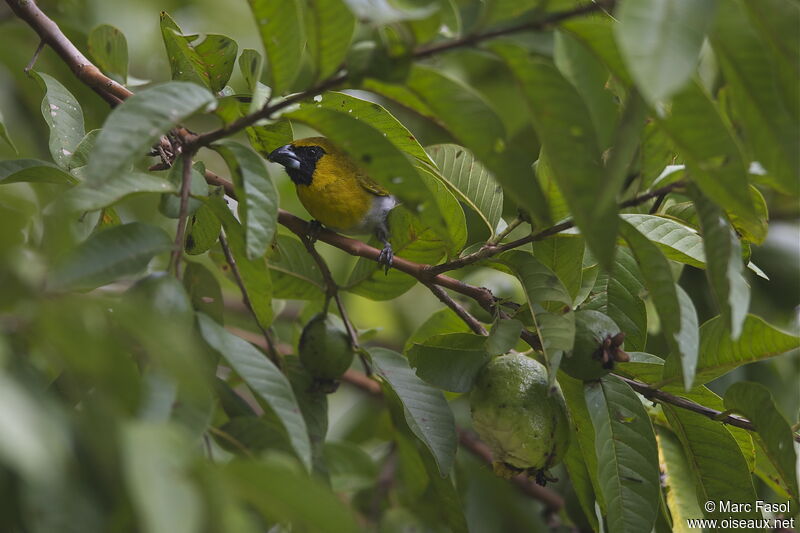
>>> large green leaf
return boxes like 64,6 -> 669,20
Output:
620,214 -> 705,269
480,0 -> 538,27
30,71 -> 85,169
185,203 -> 221,256
248,0 -> 304,95
620,219 -> 698,389
160,12 -> 238,92
404,307 -> 471,353
314,91 -> 431,163
370,347 -> 457,477
416,164 -> 467,256
246,119 -> 293,157
656,427 -> 703,533
497,250 -> 574,382
693,191 -> 750,338
712,0 -> 799,196
407,332 -> 490,393
212,141 -> 278,260
88,24 -> 128,84
122,422 -> 202,533
583,247 -> 648,351
724,382 -> 799,504
426,144 -> 503,237
554,30 -> 618,148
585,376 -> 660,533
667,314 -> 800,387
223,458 -> 359,533
48,222 -> 172,291
59,172 -> 175,212
305,0 -> 355,80
204,197 -> 273,328
561,14 -> 632,84
616,0 -> 716,104
392,64 -> 548,225
493,45 -> 616,268
87,82 -> 215,184
0,159 -> 77,185
662,405 -> 761,523
197,314 -> 311,470
655,80 -> 756,227
268,234 -> 325,299
532,235 -> 584,301
0,108 -> 17,153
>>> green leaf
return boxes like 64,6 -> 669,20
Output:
554,30 -> 619,149
314,91 -> 431,163
669,314 -> 800,386
160,12 -> 238,92
49,222 -> 172,291
87,82 -> 215,184
183,261 -> 223,322
223,458 -> 359,533
246,119 -> 293,157
583,247 -> 648,351
615,0 -> 716,104
493,45 -> 616,268
370,347 -> 457,477
416,164 -> 467,256
693,191 -> 750,338
724,382 -> 799,504
59,172 -> 175,212
268,234 -> 325,299
0,159 -> 78,185
217,416 -> 295,456
204,197 -> 273,327
88,24 -> 129,84
323,441 -> 378,492
532,235 -> 585,301
395,64 -> 549,225
285,356 -> 328,473
306,0 -> 355,80
561,14 -> 632,85
426,144 -> 503,236
122,423 -> 202,533
404,307 -> 471,352
712,0 -> 799,196
248,0 -> 304,95
197,314 -> 311,470
655,80 -> 757,226
0,108 -> 17,154
585,376 -> 660,533
497,250 -> 574,381
239,48 -> 262,91
656,427 -> 704,533
620,219 -> 698,389
158,162 -> 206,219
185,203 -> 222,255
480,0 -> 538,27
29,71 -> 85,169
620,214 -> 705,269
67,129 -> 100,171
407,332 -> 490,393
486,318 -> 523,355
661,405 -> 760,522
212,141 -> 278,260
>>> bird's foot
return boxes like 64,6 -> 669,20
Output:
378,243 -> 394,274
307,220 -> 323,243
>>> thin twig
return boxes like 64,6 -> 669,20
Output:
616,375 -> 800,444
426,284 -> 488,335
487,215 -> 525,246
218,232 -> 281,366
170,150 -> 194,278
24,39 -> 45,73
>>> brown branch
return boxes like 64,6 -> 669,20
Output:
617,375 -> 800,444
6,0 -> 132,105
170,150 -> 194,278
412,0 -> 614,59
426,283 -> 488,336
218,232 -> 281,366
426,180 -> 687,276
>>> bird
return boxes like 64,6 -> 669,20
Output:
268,137 -> 397,272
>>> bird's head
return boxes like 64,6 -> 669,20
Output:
268,137 -> 333,186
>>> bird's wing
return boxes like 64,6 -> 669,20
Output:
356,171 -> 391,197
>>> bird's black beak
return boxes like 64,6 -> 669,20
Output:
268,144 -> 301,170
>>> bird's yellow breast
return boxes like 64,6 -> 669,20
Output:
295,151 -> 375,233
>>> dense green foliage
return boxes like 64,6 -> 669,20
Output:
0,0 -> 798,531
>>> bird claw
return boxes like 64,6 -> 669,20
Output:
378,243 -> 393,274
307,220 -> 323,243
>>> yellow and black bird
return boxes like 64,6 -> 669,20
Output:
268,137 -> 397,271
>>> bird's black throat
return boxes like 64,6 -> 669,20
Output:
279,145 -> 326,186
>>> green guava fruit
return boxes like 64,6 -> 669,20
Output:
560,310 -> 628,381
298,313 -> 354,381
470,353 -> 571,483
